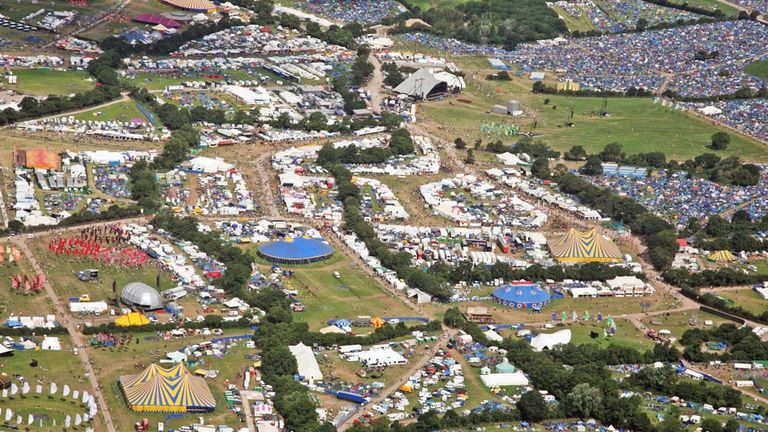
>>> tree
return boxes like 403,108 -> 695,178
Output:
564,145 -> 588,161
517,390 -> 548,422
565,383 -> 603,419
465,149 -> 476,164
454,137 -> 467,150
711,132 -> 731,150
701,418 -> 723,432
579,157 -> 603,176
598,142 -> 624,162
695,153 -> 721,169
7,220 -> 25,234
531,157 -> 550,179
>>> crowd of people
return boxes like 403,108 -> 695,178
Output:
686,98 -> 768,142
401,32 -> 515,57
730,0 -> 768,13
587,167 -> 768,227
508,20 -> 768,97
300,0 -> 405,23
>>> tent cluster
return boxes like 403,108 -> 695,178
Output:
119,363 -> 216,413
0,246 -> 22,264
10,274 -> 43,293
48,237 -> 148,267
548,228 -> 622,263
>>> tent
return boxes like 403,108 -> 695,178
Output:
707,250 -> 737,262
548,228 -> 622,263
115,312 -> 151,327
530,329 -> 572,352
393,68 -> 449,100
119,363 -> 215,413
370,316 -> 385,328
160,0 -> 216,12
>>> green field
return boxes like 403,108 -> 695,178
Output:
89,329 -> 250,430
639,310 -> 733,341
0,252 -> 57,318
30,236 -> 176,305
7,69 -> 94,96
744,59 -> 768,81
73,99 -> 152,123
421,82 -> 768,161
253,248 -> 416,330
551,5 -> 597,32
565,319 -> 656,350
682,0 -> 742,14
0,336 -> 108,431
407,0 -> 472,10
718,288 -> 768,316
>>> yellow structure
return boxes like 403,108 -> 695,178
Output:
371,316 -> 386,328
707,250 -> 737,262
115,312 -> 151,327
119,363 -> 215,413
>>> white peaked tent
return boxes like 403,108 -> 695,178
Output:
35,384 -> 42,394
50,382 -> 57,395
21,382 -> 29,395
394,68 -> 451,100
10,383 -> 17,395
5,408 -> 12,422
75,414 -> 82,426
27,414 -> 33,425
65,415 -> 71,428
62,384 -> 70,397
72,390 -> 79,401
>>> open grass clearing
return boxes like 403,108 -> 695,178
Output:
418,57 -> 768,162
7,69 -> 94,96
717,288 -> 768,316
550,5 -> 597,32
744,59 -> 768,81
638,309 -> 734,342
0,336 -> 108,431
72,98 -> 153,123
29,235 -> 176,309
0,253 -> 57,318
88,329 -> 251,430
252,248 -> 415,330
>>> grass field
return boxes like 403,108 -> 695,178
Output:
550,5 -> 597,32
744,59 -> 768,81
73,99 -> 153,123
564,318 -> 656,350
639,310 -> 733,341
682,0 -> 742,14
0,336 -> 108,431
717,288 -> 768,316
7,69 -> 93,96
252,248 -> 415,330
30,235 -> 177,307
88,329 -> 250,430
0,252 -> 57,318
407,0 -> 471,9
420,80 -> 768,161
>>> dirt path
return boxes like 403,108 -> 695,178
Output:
32,93 -> 132,122
336,328 -> 456,431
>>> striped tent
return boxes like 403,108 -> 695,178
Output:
707,250 -> 737,262
161,0 -> 216,12
119,363 -> 215,413
548,228 -> 622,263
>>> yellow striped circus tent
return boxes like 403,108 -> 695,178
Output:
547,228 -> 622,263
119,363 -> 215,413
161,0 -> 216,12
707,250 -> 737,262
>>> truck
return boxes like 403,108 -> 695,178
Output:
336,391 -> 368,404
76,269 -> 98,282
68,294 -> 91,302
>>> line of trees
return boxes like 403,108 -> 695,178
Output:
151,213 -> 255,294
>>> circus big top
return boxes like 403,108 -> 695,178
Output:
119,363 -> 215,413
547,228 -> 622,263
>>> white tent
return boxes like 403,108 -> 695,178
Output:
289,342 -> 323,383
480,372 -> 530,387
530,329 -> 571,352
